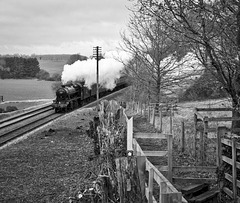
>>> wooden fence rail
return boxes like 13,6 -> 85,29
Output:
217,127 -> 240,202
133,139 -> 187,203
128,103 -> 218,181
133,132 -> 173,181
193,107 -> 239,164
194,107 -> 240,133
124,109 -> 187,203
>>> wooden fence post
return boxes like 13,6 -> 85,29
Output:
170,106 -> 173,134
203,116 -> 209,164
216,127 -> 226,166
203,116 -> 209,136
127,117 -> 133,154
148,106 -> 150,122
200,116 -> 209,165
160,182 -> 168,203
168,134 -> 173,182
142,103 -> 144,116
232,137 -> 237,202
140,103 -> 142,115
153,106 -> 156,128
115,157 -> 144,203
151,106 -> 155,126
148,168 -> 154,203
158,106 -> 163,132
137,102 -> 140,114
143,103 -> 146,117
181,121 -> 185,152
193,111 -> 198,127
194,130 -> 197,158
193,113 -> 198,158
137,157 -> 146,200
200,130 -> 204,166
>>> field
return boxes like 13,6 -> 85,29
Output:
0,79 -> 55,101
38,59 -> 67,76
0,79 -> 55,119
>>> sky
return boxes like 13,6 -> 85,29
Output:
0,0 -> 132,57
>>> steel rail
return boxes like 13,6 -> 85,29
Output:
0,112 -> 61,145
0,104 -> 53,125
0,106 -> 53,129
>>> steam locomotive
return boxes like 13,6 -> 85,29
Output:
52,76 -> 128,113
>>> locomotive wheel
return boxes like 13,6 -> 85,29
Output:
73,101 -> 77,109
70,101 -> 74,110
75,101 -> 79,108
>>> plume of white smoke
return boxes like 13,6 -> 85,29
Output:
61,51 -> 130,89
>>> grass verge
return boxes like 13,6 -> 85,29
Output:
0,108 -> 99,202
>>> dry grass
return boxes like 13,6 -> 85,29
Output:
155,98 -> 233,166
0,108 -> 99,202
0,79 -> 55,101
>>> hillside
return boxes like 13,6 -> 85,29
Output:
35,54 -> 71,61
36,54 -> 88,76
36,54 -> 70,76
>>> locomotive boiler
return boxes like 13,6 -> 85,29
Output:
52,76 -> 128,113
52,83 -> 83,112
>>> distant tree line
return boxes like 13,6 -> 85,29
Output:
34,54 -> 88,62
34,54 -> 71,61
0,57 -> 40,79
0,54 -> 88,81
66,54 -> 88,65
36,69 -> 62,81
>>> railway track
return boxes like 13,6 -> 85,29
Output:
0,104 -> 62,146
0,104 -> 53,126
0,86 -> 129,146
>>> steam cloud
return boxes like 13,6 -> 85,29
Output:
61,51 -> 129,89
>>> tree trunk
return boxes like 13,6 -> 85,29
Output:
232,97 -> 240,133
231,3 -> 240,134
237,2 -> 240,58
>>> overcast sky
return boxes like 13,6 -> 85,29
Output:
0,0 -> 132,56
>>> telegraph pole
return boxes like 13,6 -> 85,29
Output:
93,46 -> 102,105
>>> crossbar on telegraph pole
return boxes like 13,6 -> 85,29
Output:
93,46 -> 102,107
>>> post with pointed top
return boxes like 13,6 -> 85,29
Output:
93,46 -> 102,108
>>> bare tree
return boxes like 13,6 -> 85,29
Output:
133,0 -> 240,128
121,8 -> 198,104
